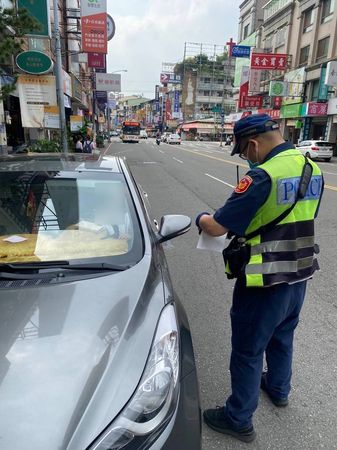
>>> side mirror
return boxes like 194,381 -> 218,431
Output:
157,215 -> 191,243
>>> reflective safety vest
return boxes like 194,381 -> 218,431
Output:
228,149 -> 323,287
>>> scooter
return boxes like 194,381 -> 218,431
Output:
156,137 -> 161,145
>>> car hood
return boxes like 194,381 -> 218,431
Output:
0,255 -> 165,450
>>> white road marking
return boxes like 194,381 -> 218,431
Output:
173,157 -> 183,164
322,170 -> 337,176
159,149 -> 165,154
205,173 -> 235,189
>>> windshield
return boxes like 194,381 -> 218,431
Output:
0,170 -> 143,265
123,126 -> 140,135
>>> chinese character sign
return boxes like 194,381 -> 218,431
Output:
325,61 -> 337,87
249,69 -> 262,94
250,53 -> 287,70
81,0 -> 107,54
238,81 -> 249,109
95,73 -> 121,92
174,90 -> 180,113
306,102 -> 328,116
88,53 -> 106,69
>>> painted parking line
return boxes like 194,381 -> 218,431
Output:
173,157 -> 183,164
205,173 -> 235,189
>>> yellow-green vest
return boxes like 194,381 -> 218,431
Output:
226,149 -> 323,287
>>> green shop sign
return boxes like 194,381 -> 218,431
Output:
16,51 -> 53,75
280,103 -> 303,119
18,0 -> 50,37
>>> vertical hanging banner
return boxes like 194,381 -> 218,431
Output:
18,0 -> 50,37
248,69 -> 262,94
81,0 -> 107,54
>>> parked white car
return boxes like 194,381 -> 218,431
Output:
167,133 -> 181,145
140,130 -> 148,139
296,140 -> 333,162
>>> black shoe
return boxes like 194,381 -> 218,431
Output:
203,406 -> 256,443
261,372 -> 289,407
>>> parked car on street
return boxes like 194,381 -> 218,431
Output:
140,130 -> 148,139
0,153 -> 201,450
296,140 -> 333,162
167,134 -> 181,145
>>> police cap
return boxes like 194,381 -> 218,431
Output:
231,113 -> 280,156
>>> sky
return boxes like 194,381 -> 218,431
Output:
106,0 -> 239,98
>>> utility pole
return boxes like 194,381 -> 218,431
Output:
220,38 -> 236,148
52,0 -> 68,153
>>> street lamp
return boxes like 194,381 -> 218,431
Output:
111,69 -> 128,73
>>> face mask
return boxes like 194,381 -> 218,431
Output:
247,142 -> 260,170
248,160 -> 259,170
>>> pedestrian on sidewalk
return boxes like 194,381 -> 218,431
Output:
75,136 -> 83,153
196,113 -> 324,443
83,135 -> 94,153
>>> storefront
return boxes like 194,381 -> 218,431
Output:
280,103 -> 303,144
301,102 -> 329,141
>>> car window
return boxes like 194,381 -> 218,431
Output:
315,142 -> 331,146
0,171 -> 143,265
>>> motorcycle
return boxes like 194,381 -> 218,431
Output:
156,137 -> 161,145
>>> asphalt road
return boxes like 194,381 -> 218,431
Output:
108,138 -> 337,450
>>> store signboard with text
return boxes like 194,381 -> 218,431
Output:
18,0 -> 50,36
18,75 -> 57,128
81,0 -> 107,54
250,53 -> 287,70
95,73 -> 121,92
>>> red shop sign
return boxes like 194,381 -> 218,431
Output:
250,53 -> 287,70
241,95 -> 263,109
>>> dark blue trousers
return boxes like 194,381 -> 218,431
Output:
225,280 -> 307,429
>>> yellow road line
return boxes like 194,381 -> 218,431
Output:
325,184 -> 337,191
177,147 -> 337,192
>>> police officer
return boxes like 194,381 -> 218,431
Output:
196,114 -> 324,443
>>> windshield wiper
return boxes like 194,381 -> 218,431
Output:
0,261 -> 130,272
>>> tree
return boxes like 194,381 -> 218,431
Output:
174,52 -> 229,78
0,0 -> 41,99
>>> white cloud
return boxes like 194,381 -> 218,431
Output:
107,0 -> 239,96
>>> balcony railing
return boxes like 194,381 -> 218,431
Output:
263,0 -> 293,21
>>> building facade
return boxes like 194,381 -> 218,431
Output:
234,0 -> 337,150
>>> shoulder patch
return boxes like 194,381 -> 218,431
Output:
234,175 -> 253,194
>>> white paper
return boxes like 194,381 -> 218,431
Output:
197,232 -> 228,253
3,235 -> 28,243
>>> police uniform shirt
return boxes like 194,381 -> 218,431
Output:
213,142 -> 324,237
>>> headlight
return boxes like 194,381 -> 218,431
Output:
89,304 -> 180,450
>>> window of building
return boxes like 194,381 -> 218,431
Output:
203,90 -> 210,96
243,24 -> 250,39
299,45 -> 310,66
311,79 -> 320,101
316,36 -> 330,61
275,27 -> 287,48
264,33 -> 273,50
303,8 -> 314,32
321,0 -> 335,23
204,78 -> 211,84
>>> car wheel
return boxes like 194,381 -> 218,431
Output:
324,157 -> 331,162
305,152 -> 311,159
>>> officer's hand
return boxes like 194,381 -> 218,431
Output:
195,212 -> 210,234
